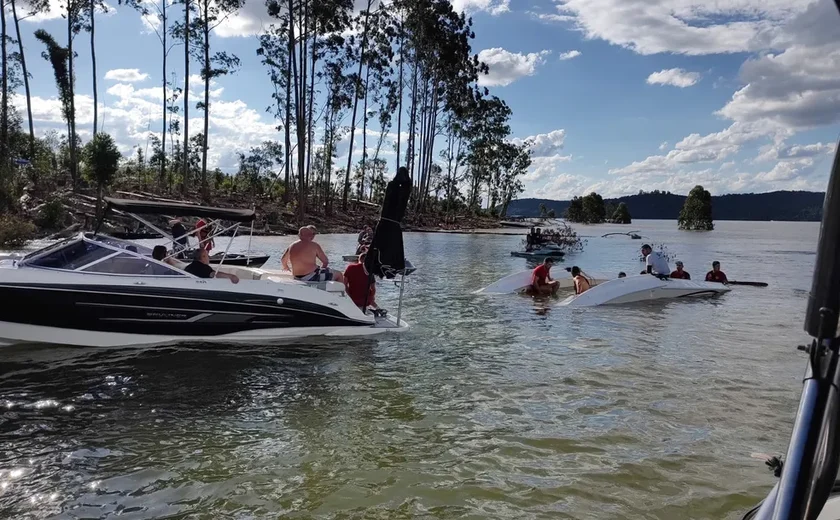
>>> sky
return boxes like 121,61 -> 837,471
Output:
12,0 -> 840,200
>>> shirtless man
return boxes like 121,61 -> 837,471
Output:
281,225 -> 345,283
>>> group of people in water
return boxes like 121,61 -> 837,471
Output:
529,243 -> 730,296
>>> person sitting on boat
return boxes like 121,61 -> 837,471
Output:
195,219 -> 214,253
705,261 -> 728,283
281,225 -> 345,284
641,244 -> 670,276
343,249 -> 378,311
185,249 -> 239,283
530,257 -> 559,295
670,260 -> 691,280
152,245 -> 180,267
571,266 -> 591,294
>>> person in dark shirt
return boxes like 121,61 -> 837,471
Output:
343,250 -> 377,310
185,249 -> 239,283
170,219 -> 189,254
705,261 -> 728,283
670,260 -> 691,279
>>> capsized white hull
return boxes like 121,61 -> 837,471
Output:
474,269 -> 610,294
558,275 -> 730,307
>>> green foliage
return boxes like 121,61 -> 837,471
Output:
82,133 -> 120,188
0,214 -> 35,247
565,192 -> 606,224
547,208 -> 556,218
612,202 -> 631,224
36,194 -> 67,229
679,185 -> 714,230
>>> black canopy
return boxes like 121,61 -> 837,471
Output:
104,197 -> 255,223
364,167 -> 411,279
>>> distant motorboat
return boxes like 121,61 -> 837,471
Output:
510,243 -> 566,259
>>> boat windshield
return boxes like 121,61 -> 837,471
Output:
23,236 -> 184,276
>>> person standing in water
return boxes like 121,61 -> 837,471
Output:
670,261 -> 690,279
705,261 -> 728,283
641,244 -> 670,276
571,266 -> 591,294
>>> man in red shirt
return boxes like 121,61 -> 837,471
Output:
670,260 -> 690,279
705,261 -> 728,283
343,251 -> 377,310
530,258 -> 559,295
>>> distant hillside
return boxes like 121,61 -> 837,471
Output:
505,190 -> 825,221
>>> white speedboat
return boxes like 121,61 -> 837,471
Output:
0,171 -> 416,348
558,274 -> 730,307
0,232 -> 407,348
475,268 -> 610,294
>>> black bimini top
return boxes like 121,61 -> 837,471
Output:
104,197 -> 255,223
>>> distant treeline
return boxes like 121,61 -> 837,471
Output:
506,190 -> 826,222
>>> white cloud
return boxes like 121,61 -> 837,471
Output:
104,69 -> 150,83
659,141 -> 669,151
16,69 -> 284,172
610,122 -> 783,175
549,0 -> 813,56
452,0 -> 510,15
646,68 -> 701,88
513,129 -> 567,157
525,155 -> 573,182
477,48 -> 551,87
755,141 -> 835,162
558,50 -> 582,60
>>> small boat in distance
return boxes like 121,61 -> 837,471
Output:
510,243 -> 566,259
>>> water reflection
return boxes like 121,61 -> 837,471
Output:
0,221 -> 822,518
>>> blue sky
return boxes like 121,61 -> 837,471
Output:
14,0 -> 840,200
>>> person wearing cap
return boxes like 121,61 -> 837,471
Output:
705,261 -> 728,283
670,261 -> 690,280
571,265 -> 591,294
281,225 -> 345,284
641,244 -> 670,276
530,257 -> 559,295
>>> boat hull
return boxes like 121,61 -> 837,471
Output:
558,275 -> 730,307
0,270 -> 406,348
475,269 -> 610,294
510,250 -> 565,258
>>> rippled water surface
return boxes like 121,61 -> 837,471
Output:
0,220 -> 821,519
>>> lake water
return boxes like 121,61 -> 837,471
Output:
0,220 -> 821,519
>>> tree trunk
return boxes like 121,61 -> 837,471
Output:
183,0 -> 190,194
358,63 -> 370,201
289,0 -> 306,222
305,15 -> 316,197
1,0 -> 8,172
11,0 -> 34,160
406,63 -> 418,182
68,4 -> 78,188
90,0 -> 97,136
395,14 -> 404,170
283,30 -> 291,203
200,4 -> 209,199
161,0 -> 167,189
342,0 -> 372,210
